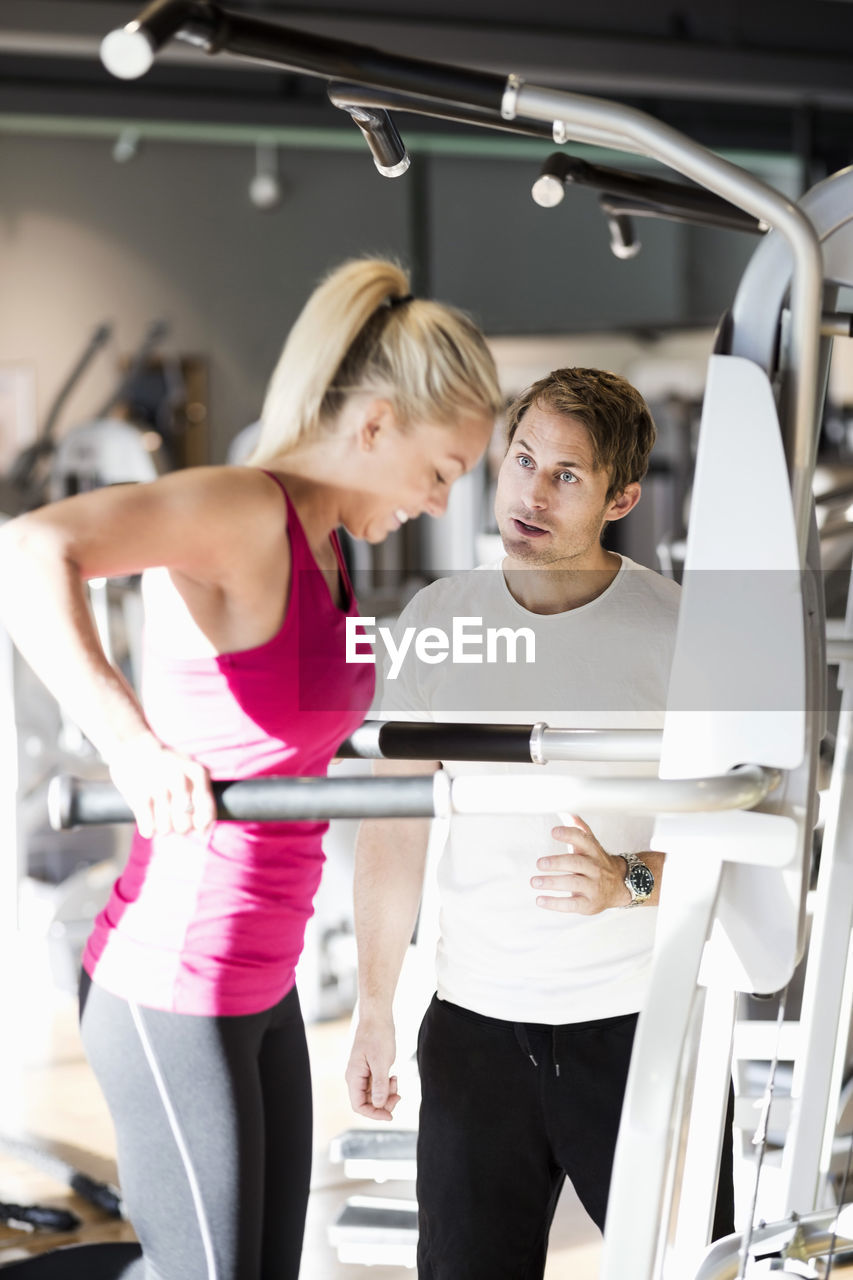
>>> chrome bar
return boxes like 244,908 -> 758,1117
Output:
550,116 -> 644,154
694,1205 -> 853,1279
49,764 -> 778,829
542,728 -> 662,762
822,311 -> 853,338
450,765 -> 780,817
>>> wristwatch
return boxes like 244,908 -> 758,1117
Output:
622,853 -> 654,906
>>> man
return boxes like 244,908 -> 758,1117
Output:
346,367 -> 731,1277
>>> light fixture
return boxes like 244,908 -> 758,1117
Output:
249,142 -> 282,210
112,129 -> 141,164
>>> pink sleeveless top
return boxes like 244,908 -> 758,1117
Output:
83,474 -> 374,1015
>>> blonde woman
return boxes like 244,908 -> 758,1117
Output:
0,259 -> 501,1280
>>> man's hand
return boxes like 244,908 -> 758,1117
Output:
531,813 -> 631,914
346,1013 -> 401,1122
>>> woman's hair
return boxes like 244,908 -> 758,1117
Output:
505,367 -> 657,500
248,258 -> 502,463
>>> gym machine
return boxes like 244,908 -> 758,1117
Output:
49,747 -> 779,829
32,0 -> 853,1274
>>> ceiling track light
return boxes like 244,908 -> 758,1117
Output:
249,141 -> 281,210
112,128 -> 141,163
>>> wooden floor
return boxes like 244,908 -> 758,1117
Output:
0,940 -> 601,1278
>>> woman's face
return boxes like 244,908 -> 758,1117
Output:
344,408 -> 494,543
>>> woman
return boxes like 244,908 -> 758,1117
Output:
0,257 -> 501,1279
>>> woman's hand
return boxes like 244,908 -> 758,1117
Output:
107,733 -> 217,838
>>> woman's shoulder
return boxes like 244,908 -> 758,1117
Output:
146,465 -> 290,586
159,462 -> 285,500
155,465 -> 289,531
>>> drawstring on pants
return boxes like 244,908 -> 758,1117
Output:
513,1022 -> 538,1067
513,1023 -> 561,1077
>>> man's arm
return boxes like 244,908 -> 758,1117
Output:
346,756 -> 439,1121
532,813 -> 665,912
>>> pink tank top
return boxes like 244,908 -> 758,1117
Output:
83,474 -> 374,1015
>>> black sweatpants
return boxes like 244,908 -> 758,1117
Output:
415,994 -> 735,1280
1,976 -> 313,1279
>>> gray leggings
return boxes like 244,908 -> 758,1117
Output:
0,977 -> 313,1279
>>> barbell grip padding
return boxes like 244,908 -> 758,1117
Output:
48,774 -> 439,829
339,721 -> 535,761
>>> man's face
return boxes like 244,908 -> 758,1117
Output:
494,404 -> 636,569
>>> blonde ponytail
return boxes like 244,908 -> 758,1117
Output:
248,258 -> 502,464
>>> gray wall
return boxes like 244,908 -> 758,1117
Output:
429,156 -> 686,332
0,133 -> 411,460
0,130 -> 777,461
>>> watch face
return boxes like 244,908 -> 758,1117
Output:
629,863 -> 654,898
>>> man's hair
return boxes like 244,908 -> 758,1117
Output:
505,367 -> 656,500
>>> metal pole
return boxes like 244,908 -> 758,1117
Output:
48,765 -> 781,829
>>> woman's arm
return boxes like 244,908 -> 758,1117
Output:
0,467 -> 289,836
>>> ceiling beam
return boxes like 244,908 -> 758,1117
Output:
5,0 -> 853,109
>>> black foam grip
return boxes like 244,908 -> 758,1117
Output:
216,10 -> 505,111
338,720 -> 535,762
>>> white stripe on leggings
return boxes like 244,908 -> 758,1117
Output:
128,1000 -> 219,1280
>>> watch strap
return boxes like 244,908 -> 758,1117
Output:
622,853 -> 653,907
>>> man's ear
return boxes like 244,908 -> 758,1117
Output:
358,398 -> 398,452
605,482 -> 642,523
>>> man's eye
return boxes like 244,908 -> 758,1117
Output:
559,471 -> 578,484
517,455 -> 532,468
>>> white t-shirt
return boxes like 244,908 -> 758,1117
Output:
373,556 -> 681,1024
